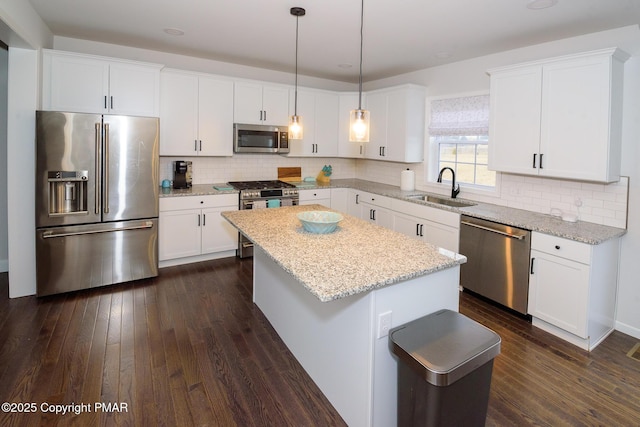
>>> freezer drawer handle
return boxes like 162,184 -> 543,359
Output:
42,221 -> 154,239
461,220 -> 526,240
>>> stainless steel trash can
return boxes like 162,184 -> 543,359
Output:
389,309 -> 501,427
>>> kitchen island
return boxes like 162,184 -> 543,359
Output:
222,204 -> 466,427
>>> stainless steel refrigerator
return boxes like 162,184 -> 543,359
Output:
35,111 -> 159,296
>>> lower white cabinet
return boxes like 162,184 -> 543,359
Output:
298,188 -> 332,208
159,194 -> 238,264
528,232 -> 620,351
391,199 -> 460,252
330,188 -> 349,213
357,192 -> 394,229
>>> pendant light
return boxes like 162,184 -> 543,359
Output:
349,0 -> 370,142
289,7 -> 305,140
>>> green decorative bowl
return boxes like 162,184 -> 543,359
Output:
297,211 -> 343,234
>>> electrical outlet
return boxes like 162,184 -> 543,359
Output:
377,311 -> 392,339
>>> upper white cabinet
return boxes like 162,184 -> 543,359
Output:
287,89 -> 339,157
42,50 -> 162,117
338,92 -> 366,158
364,84 -> 426,163
488,48 -> 629,183
233,81 -> 290,125
160,70 -> 234,156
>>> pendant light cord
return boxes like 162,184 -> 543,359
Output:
358,0 -> 364,109
294,14 -> 299,115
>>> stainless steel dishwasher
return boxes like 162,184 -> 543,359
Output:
459,215 -> 531,315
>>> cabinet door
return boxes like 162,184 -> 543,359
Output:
540,56 -> 613,181
422,221 -> 459,252
338,93 -> 365,158
347,190 -> 363,217
393,213 -> 422,240
200,206 -> 238,254
43,52 -> 109,114
364,92 -> 388,159
198,76 -> 234,156
159,210 -> 202,260
385,88 -> 424,162
160,71 -> 199,156
262,85 -> 290,125
313,91 -> 339,156
330,188 -> 349,214
488,67 -> 542,174
528,250 -> 590,338
234,82 -> 264,124
361,203 -> 393,228
108,62 -> 160,116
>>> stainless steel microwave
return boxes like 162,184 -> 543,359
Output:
233,123 -> 290,154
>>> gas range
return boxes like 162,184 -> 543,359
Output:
228,180 -> 299,201
227,180 -> 300,258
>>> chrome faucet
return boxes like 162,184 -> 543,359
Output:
437,167 -> 460,199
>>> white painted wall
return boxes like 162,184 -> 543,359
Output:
0,44 -> 7,272
0,0 -> 51,297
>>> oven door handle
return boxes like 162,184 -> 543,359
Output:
461,220 -> 527,240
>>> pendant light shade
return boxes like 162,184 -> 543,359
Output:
289,7 -> 305,140
349,0 -> 370,142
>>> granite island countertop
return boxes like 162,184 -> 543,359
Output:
222,204 -> 466,302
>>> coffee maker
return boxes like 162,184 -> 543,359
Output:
173,160 -> 192,189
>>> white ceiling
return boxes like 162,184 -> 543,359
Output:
27,0 -> 640,83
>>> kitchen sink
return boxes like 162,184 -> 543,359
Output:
406,194 -> 477,208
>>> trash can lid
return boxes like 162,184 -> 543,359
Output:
389,309 -> 501,386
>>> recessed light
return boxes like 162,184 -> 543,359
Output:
338,63 -> 353,69
163,28 -> 185,36
526,0 -> 558,10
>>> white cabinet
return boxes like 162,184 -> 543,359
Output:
488,48 -> 628,183
391,199 -> 460,252
358,192 -> 394,229
330,188 -> 349,213
42,50 -> 161,117
528,232 -> 620,351
159,194 -> 238,264
299,188 -> 332,208
364,85 -> 426,163
160,70 -> 234,156
233,81 -> 290,125
338,92 -> 366,158
287,89 -> 339,157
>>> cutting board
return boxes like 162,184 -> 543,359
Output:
278,167 -> 302,182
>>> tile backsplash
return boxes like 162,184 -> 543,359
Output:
160,155 -> 356,184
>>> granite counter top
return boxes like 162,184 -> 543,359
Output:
162,178 -> 625,244
222,204 -> 466,302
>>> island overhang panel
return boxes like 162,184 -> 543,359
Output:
222,205 -> 466,427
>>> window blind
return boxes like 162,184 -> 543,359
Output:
428,95 -> 490,136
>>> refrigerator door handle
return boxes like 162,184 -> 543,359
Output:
41,220 -> 154,239
95,123 -> 101,215
103,123 -> 110,214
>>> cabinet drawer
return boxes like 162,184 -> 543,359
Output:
358,192 -> 392,209
299,188 -> 332,202
531,232 -> 592,264
160,194 -> 238,212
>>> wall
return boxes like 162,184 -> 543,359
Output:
358,25 -> 640,337
0,44 -> 7,271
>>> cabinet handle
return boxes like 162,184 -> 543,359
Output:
110,96 -> 114,110
382,147 -> 386,156
355,194 -> 359,204
199,140 -> 203,151
530,257 -> 535,274
104,96 -> 107,109
197,214 -> 201,227
372,209 -> 376,221
532,153 -> 537,169
416,223 -> 420,236
202,214 -> 206,226
263,110 -> 267,121
555,245 -> 560,250
539,153 -> 544,169
420,224 -> 424,237
194,140 -> 198,151
360,145 -> 363,155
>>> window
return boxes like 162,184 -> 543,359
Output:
429,95 -> 496,188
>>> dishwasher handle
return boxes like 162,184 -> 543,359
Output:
461,219 -> 527,240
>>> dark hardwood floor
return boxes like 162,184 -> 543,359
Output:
0,257 -> 639,426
